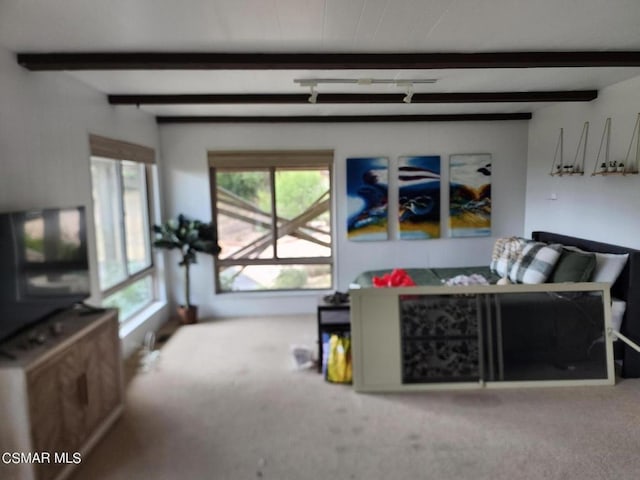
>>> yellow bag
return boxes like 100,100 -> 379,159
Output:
326,333 -> 352,384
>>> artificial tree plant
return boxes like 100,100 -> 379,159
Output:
153,214 -> 221,324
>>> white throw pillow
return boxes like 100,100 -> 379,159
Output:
563,246 -> 629,284
591,253 -> 629,284
611,299 -> 626,334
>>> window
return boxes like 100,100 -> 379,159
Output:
89,134 -> 156,321
209,150 -> 333,292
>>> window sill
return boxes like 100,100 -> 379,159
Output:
215,289 -> 334,298
119,300 -> 168,339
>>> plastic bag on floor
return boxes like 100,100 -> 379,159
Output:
290,344 -> 314,370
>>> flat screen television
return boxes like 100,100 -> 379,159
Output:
0,206 -> 91,343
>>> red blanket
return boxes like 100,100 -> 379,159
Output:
372,268 -> 416,287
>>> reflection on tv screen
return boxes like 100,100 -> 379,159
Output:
23,209 -> 83,263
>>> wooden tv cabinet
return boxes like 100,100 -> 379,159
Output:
0,308 -> 124,480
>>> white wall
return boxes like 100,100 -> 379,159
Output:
160,120 -> 529,317
525,75 -> 640,248
0,46 -> 169,352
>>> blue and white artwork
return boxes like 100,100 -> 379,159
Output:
347,157 -> 389,241
449,153 -> 492,237
398,156 -> 441,240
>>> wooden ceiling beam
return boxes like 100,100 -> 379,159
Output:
109,91 -> 596,105
17,51 -> 640,71
156,113 -> 532,124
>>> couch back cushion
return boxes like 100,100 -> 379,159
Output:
548,249 -> 597,283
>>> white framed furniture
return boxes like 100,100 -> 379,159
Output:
350,283 -> 614,392
0,309 -> 123,480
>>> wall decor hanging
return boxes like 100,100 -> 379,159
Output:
625,113 -> 640,174
592,114 -> 640,176
398,155 -> 441,239
449,153 -> 492,238
550,123 -> 588,176
346,157 -> 389,241
592,118 -> 612,175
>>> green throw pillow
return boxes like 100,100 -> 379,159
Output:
548,249 -> 596,283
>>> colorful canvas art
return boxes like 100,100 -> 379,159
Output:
398,156 -> 441,240
449,154 -> 492,237
347,157 -> 389,241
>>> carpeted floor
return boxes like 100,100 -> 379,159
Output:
70,315 -> 640,480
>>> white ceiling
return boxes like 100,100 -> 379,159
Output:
2,0 -> 640,118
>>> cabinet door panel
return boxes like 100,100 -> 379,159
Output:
76,319 -> 121,439
495,291 -> 609,381
95,319 -> 122,416
402,339 -> 480,383
28,363 -> 64,480
79,333 -> 103,438
400,295 -> 481,384
28,346 -> 79,480
57,346 -> 84,452
77,319 -> 121,431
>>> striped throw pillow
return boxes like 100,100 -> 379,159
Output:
509,242 -> 563,284
490,236 -> 528,278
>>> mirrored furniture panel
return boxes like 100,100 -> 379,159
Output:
351,283 -> 614,392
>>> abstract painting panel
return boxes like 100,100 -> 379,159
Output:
449,154 -> 492,237
346,157 -> 389,241
398,155 -> 441,240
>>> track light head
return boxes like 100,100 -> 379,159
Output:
307,83 -> 318,104
403,84 -> 414,104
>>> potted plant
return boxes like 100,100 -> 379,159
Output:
153,214 -> 221,324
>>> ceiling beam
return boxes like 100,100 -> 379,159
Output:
16,51 -> 640,71
109,91 -> 596,105
156,113 -> 532,124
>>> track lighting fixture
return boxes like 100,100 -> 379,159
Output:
295,78 -> 434,104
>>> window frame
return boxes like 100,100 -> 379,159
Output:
99,160 -> 154,298
89,134 -> 157,320
209,150 -> 334,293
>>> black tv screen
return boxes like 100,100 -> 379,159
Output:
0,206 -> 91,343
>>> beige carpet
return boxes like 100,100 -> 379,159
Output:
71,315 -> 640,480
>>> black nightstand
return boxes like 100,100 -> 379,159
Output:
317,300 -> 350,373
